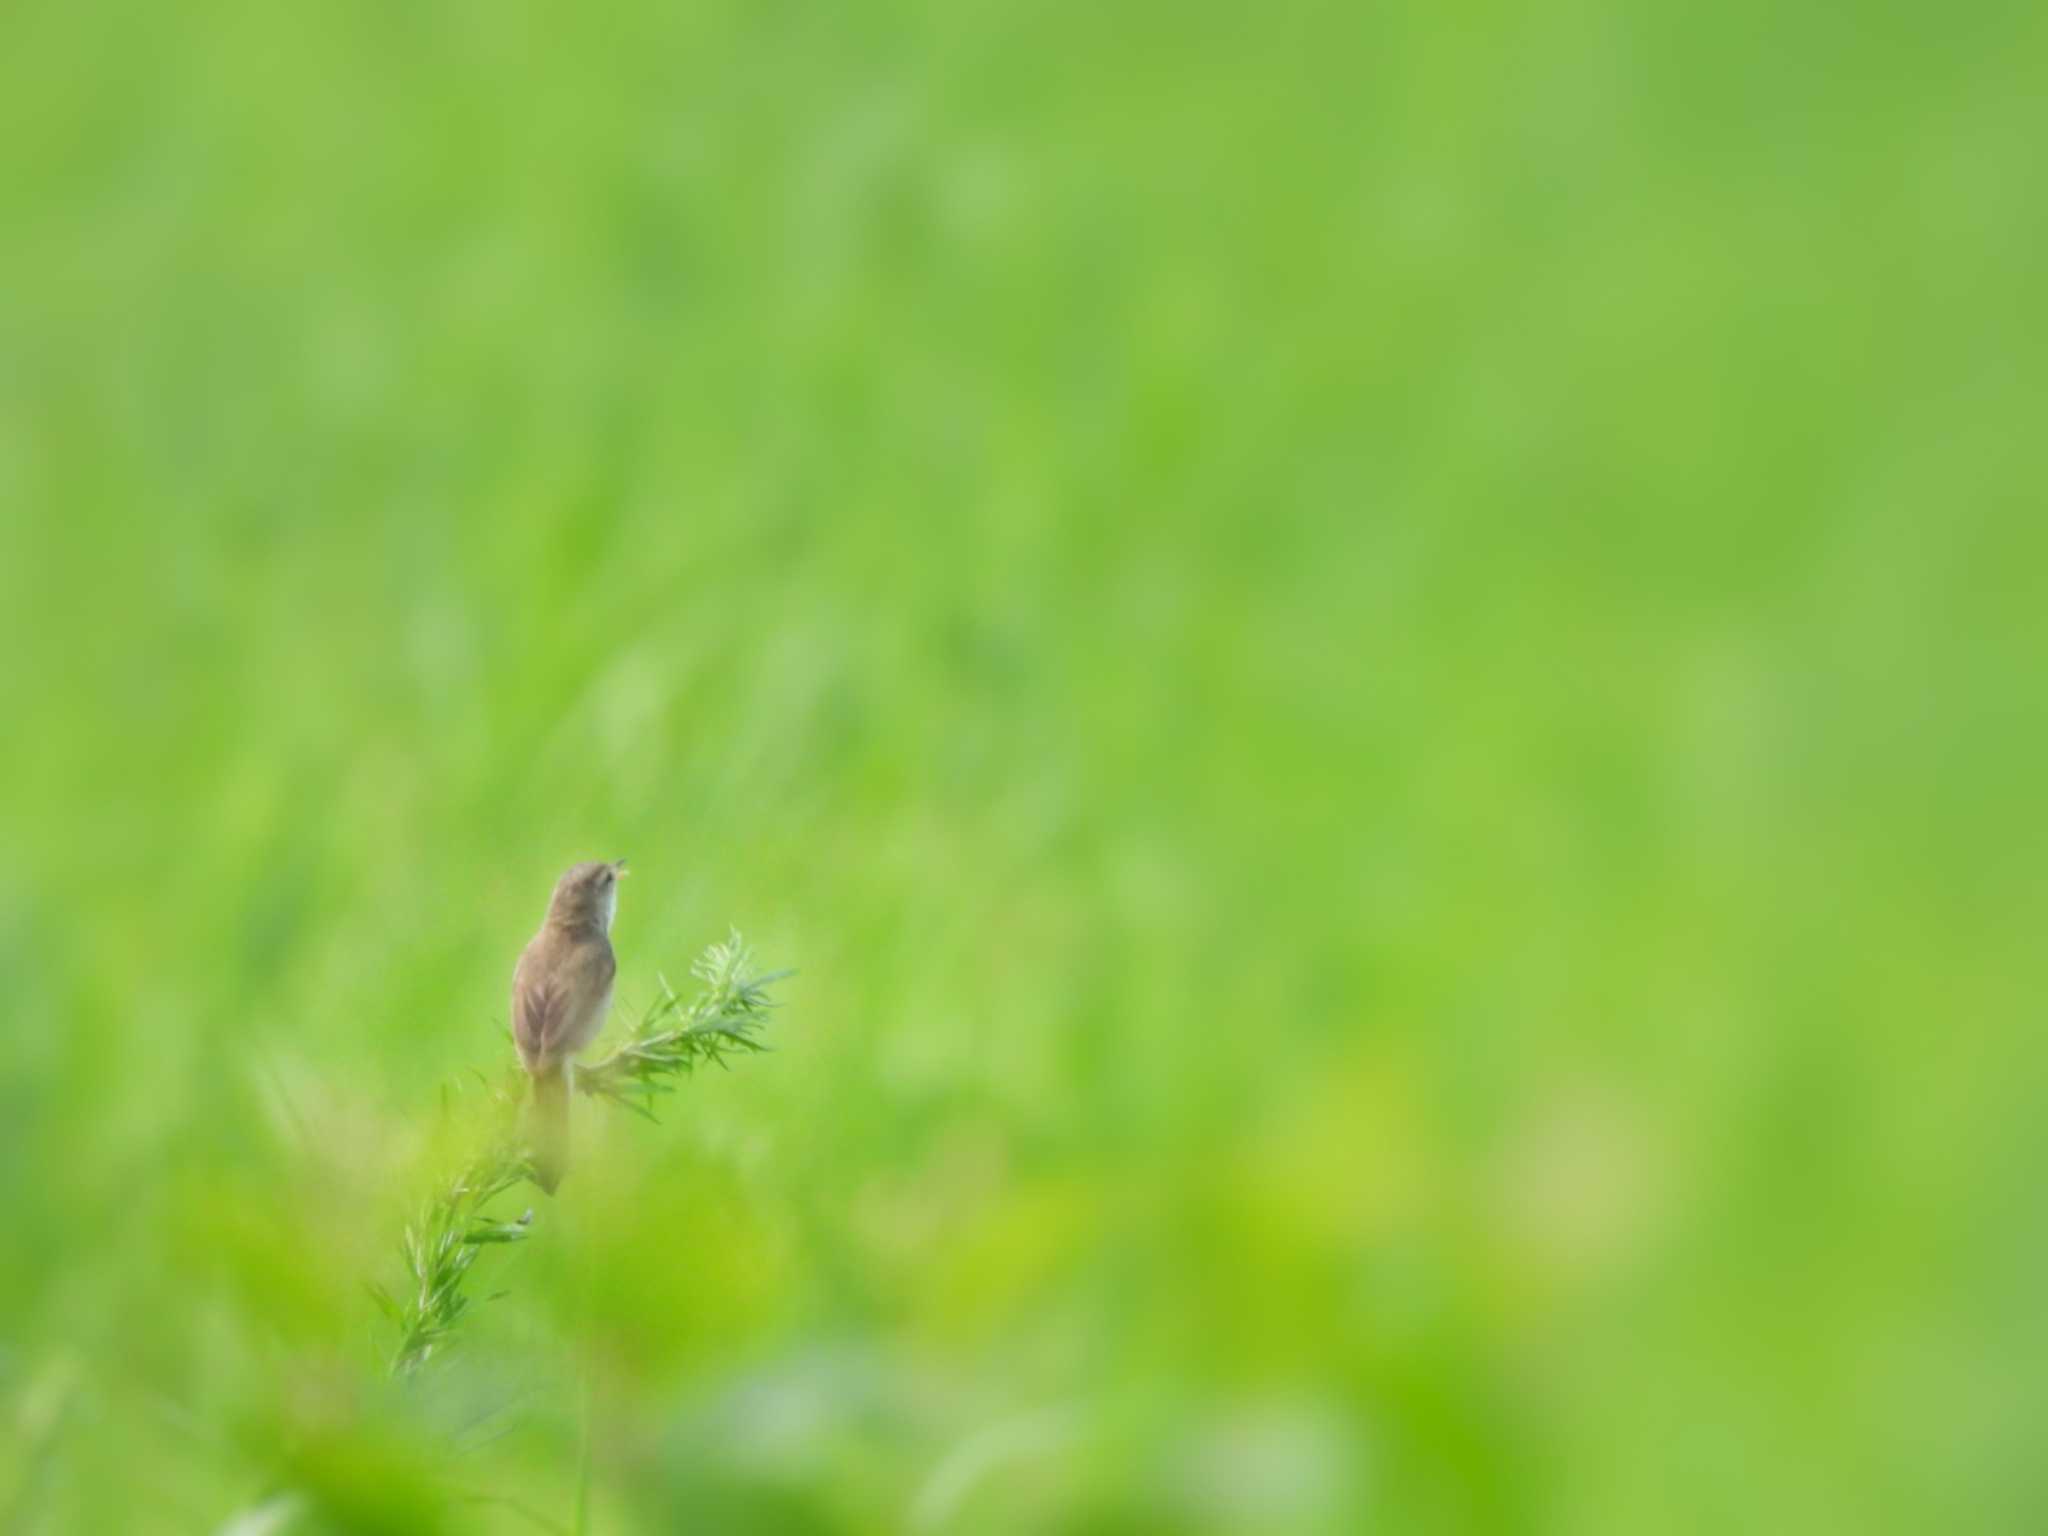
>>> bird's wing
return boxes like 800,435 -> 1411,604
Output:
512,943 -> 567,1068
513,937 -> 616,1067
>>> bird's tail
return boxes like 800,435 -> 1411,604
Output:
530,1068 -> 570,1195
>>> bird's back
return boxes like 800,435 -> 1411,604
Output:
512,923 -> 616,1074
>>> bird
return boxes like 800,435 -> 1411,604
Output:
512,859 -> 626,1193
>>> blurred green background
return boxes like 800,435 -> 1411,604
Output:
2,0 -> 2043,1531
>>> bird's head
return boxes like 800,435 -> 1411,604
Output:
547,858 -> 628,935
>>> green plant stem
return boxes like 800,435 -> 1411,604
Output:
377,930 -> 787,1378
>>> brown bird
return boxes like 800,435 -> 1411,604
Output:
512,859 -> 626,1193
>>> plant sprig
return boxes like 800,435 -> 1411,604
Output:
377,929 -> 787,1377
573,929 -> 787,1120
373,1129 -> 533,1375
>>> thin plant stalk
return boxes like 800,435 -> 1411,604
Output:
375,929 -> 786,1378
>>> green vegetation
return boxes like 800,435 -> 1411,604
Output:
1,1 -> 2043,1532
574,932 -> 783,1121
378,932 -> 784,1380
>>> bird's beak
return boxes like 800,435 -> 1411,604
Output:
613,859 -> 630,877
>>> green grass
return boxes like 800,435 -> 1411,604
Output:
1,1 -> 2044,1531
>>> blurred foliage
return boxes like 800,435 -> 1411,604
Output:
1,0 -> 2043,1531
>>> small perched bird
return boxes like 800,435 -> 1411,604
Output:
512,859 -> 626,1193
